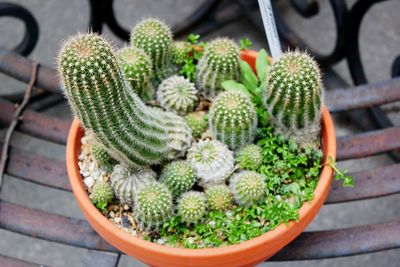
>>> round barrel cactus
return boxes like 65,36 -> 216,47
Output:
205,184 -> 232,212
160,160 -> 197,197
185,111 -> 208,139
177,191 -> 207,224
90,181 -> 114,205
229,171 -> 266,207
235,144 -> 263,171
92,144 -> 116,173
171,41 -> 190,65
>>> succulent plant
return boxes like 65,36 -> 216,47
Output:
209,91 -> 257,149
160,160 -> 197,197
229,171 -> 266,207
130,18 -> 174,82
263,51 -> 324,146
90,181 -> 114,205
235,144 -> 263,171
177,191 -> 207,224
171,41 -> 190,65
92,144 -> 116,172
205,184 -> 232,212
185,111 -> 208,139
58,33 -> 192,169
157,75 -> 198,115
196,38 -> 240,99
117,46 -> 154,101
134,181 -> 173,229
187,139 -> 234,187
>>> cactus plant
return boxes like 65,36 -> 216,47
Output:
110,165 -> 156,206
229,171 -> 266,207
160,160 -> 197,197
157,75 -> 198,115
263,51 -> 323,146
117,46 -> 154,101
185,111 -> 208,139
177,191 -> 207,224
187,140 -> 234,187
196,38 -> 240,99
130,18 -> 174,82
58,33 -> 192,169
205,184 -> 232,212
92,144 -> 116,172
235,144 -> 263,171
209,91 -> 257,149
134,181 -> 173,229
90,181 -> 114,205
171,41 -> 190,65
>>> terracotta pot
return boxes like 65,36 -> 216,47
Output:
66,50 -> 336,267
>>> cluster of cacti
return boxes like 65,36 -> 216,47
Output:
92,144 -> 116,172
205,184 -> 232,211
263,51 -> 323,146
171,41 -> 190,65
196,38 -> 240,99
160,160 -> 197,197
156,75 -> 198,115
90,181 -> 114,205
209,91 -> 258,149
229,171 -> 266,207
185,111 -> 208,139
177,191 -> 207,224
235,144 -> 263,171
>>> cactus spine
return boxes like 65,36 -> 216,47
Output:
177,191 -> 207,224
205,184 -> 232,212
264,51 -> 323,146
196,38 -> 240,99
58,33 -> 192,169
160,160 -> 197,197
235,144 -> 263,171
209,91 -> 257,149
229,171 -> 266,207
185,111 -> 208,139
90,181 -> 114,205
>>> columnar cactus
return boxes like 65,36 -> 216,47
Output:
177,191 -> 207,224
134,181 -> 173,229
185,111 -> 208,139
110,165 -> 156,206
58,33 -> 192,169
90,181 -> 114,205
209,91 -> 257,149
235,144 -> 263,171
196,38 -> 240,99
171,41 -> 190,65
263,51 -> 323,146
205,184 -> 232,212
117,46 -> 154,101
157,75 -> 198,115
229,171 -> 266,207
160,160 -> 197,197
187,140 -> 234,187
92,144 -> 116,172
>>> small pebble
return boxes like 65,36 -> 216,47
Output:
83,177 -> 95,188
114,217 -> 121,223
109,211 -> 115,218
123,204 -> 130,210
121,215 -> 132,228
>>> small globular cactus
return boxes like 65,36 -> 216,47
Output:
157,75 -> 198,115
185,111 -> 208,139
205,184 -> 232,212
134,181 -> 173,229
171,41 -> 190,65
209,91 -> 257,149
160,160 -> 197,197
177,191 -> 207,224
235,144 -> 263,171
92,144 -> 116,172
263,51 -> 324,146
196,38 -> 240,99
117,46 -> 154,101
187,140 -> 234,187
90,181 -> 114,205
110,165 -> 156,206
229,171 -> 266,207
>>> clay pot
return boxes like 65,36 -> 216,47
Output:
66,50 -> 336,267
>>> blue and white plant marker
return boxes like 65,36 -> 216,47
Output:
257,0 -> 281,59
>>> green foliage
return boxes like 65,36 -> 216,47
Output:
327,156 -> 355,187
235,144 -> 263,171
177,191 -> 207,224
205,184 -> 232,212
229,171 -> 266,207
160,160 -> 197,197
90,181 -> 114,211
239,37 -> 253,50
92,144 -> 116,172
185,111 -> 208,139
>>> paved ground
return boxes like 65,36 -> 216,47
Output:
0,0 -> 399,266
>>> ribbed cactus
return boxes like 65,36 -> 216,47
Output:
196,38 -> 240,99
177,191 -> 207,224
235,144 -> 263,171
157,75 -> 198,115
172,41 -> 190,65
209,91 -> 257,149
58,33 -> 192,169
92,144 -> 116,172
264,51 -> 323,146
117,46 -> 154,101
110,165 -> 156,206
185,111 -> 208,139
187,140 -> 234,187
90,181 -> 114,205
160,160 -> 197,197
134,181 -> 173,229
130,18 -> 174,82
229,171 -> 266,207
205,184 -> 232,212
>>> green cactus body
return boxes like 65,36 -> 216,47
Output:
157,75 -> 198,115
187,140 -> 234,187
134,181 -> 173,229
235,144 -> 263,171
90,181 -> 114,205
205,184 -> 232,211
160,160 -> 197,197
172,41 -> 190,65
209,91 -> 257,149
130,18 -> 174,82
196,38 -> 240,99
185,111 -> 208,139
58,33 -> 192,169
264,51 -> 323,146
92,144 -> 116,172
117,46 -> 154,101
177,191 -> 207,224
110,164 -> 156,206
229,171 -> 266,207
